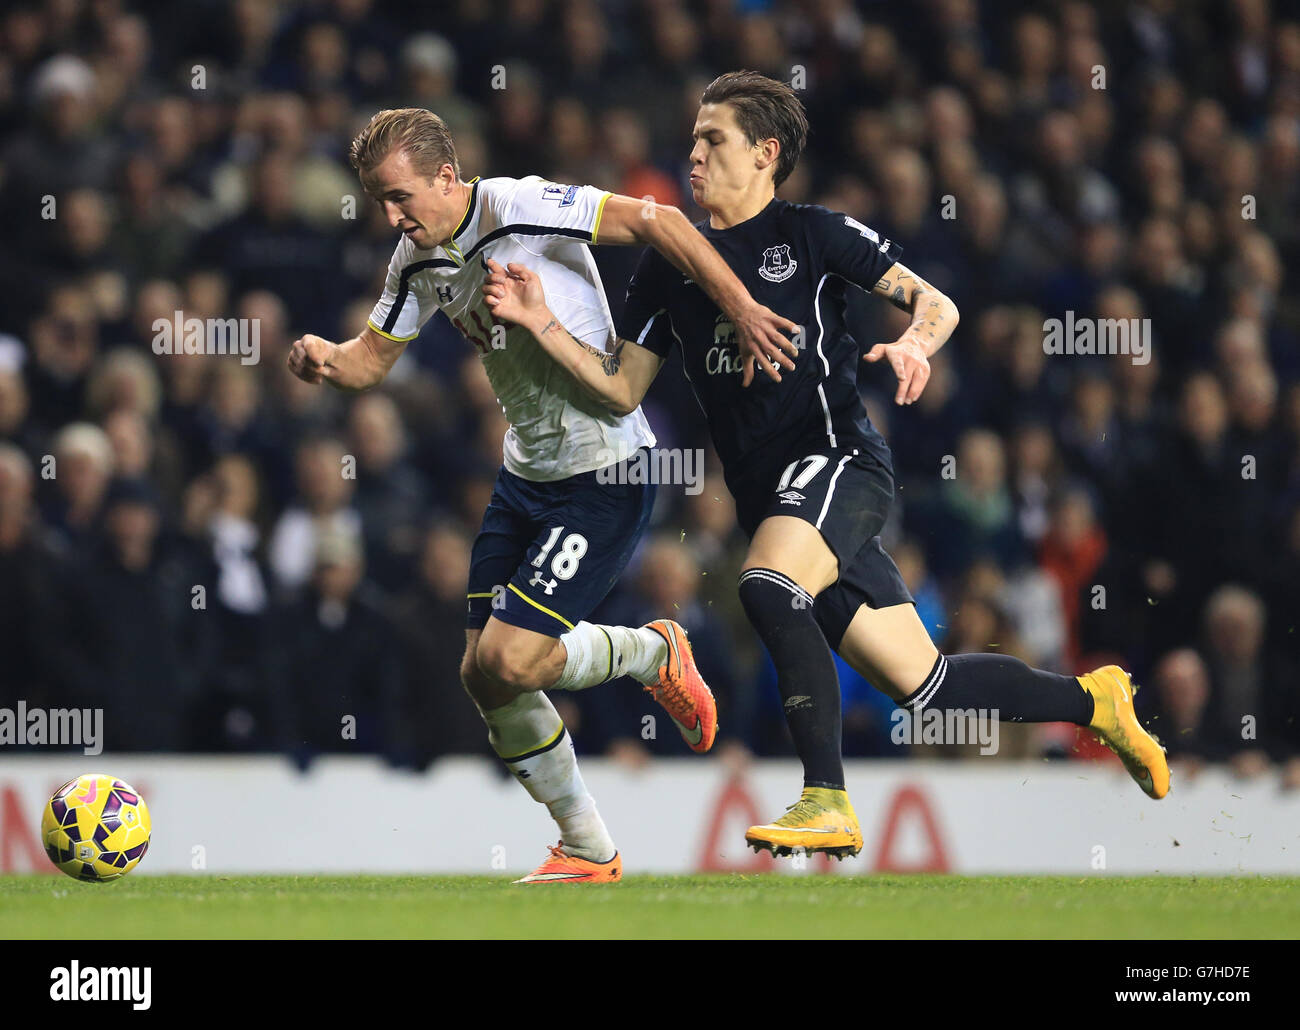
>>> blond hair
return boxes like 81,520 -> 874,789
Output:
86,347 -> 162,420
53,422 -> 114,474
349,108 -> 460,180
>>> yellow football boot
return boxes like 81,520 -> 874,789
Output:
1079,665 -> 1170,799
745,786 -> 863,859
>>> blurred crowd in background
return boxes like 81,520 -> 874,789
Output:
1,0 -> 1298,784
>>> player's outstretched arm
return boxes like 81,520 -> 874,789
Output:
594,195 -> 800,387
482,258 -> 662,416
287,325 -> 407,392
864,262 -> 960,405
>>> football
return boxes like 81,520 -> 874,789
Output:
41,774 -> 152,883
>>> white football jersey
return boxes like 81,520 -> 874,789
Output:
367,175 -> 655,482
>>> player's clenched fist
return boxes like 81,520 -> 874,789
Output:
288,334 -> 335,384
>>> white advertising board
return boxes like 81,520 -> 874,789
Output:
2,756 -> 1295,875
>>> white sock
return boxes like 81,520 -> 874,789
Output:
480,692 -> 615,862
552,621 -> 668,689
547,786 -> 615,862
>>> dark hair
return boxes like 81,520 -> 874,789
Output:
700,71 -> 808,187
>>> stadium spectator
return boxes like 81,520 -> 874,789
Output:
1037,486 -> 1108,669
1200,584 -> 1298,774
346,391 -> 430,590
0,443 -> 67,714
389,521 -> 490,768
273,524 -> 401,766
66,477 -> 218,749
43,421 -> 114,554
192,150 -> 346,331
0,359 -> 41,456
268,435 -> 361,594
911,427 -> 1025,582
1150,647 -> 1215,765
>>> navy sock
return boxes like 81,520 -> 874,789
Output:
900,652 -> 1095,724
738,568 -> 844,789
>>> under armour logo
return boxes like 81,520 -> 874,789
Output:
529,572 -> 559,595
437,285 -> 454,305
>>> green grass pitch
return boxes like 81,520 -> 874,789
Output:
3,874 -> 1299,938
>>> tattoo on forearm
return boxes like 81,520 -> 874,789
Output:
537,316 -> 623,375
908,289 -> 945,341
579,338 -> 624,376
910,307 -> 935,339
875,274 -> 916,313
877,272 -> 952,348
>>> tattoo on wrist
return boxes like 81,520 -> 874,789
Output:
538,318 -> 558,336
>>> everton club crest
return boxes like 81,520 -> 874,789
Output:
758,243 -> 797,283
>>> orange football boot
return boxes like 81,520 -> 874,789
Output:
643,619 -> 718,753
512,842 -> 623,884
1079,665 -> 1170,799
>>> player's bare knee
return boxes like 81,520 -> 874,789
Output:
461,638 -> 520,710
475,635 -> 552,693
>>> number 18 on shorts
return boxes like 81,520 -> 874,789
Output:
466,461 -> 657,637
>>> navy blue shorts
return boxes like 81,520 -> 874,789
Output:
731,445 -> 914,650
466,454 -> 656,637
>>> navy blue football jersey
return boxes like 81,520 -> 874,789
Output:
616,198 -> 902,497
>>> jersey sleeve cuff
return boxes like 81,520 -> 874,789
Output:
366,319 -> 419,343
591,191 -> 612,243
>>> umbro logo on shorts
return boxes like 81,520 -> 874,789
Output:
778,489 -> 805,504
